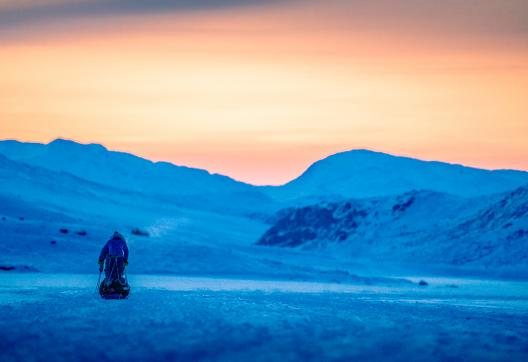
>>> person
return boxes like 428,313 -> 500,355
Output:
98,231 -> 129,284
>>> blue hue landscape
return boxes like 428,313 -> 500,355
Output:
1,139 -> 528,361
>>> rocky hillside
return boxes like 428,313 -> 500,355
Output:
257,186 -> 528,270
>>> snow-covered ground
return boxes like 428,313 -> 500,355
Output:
1,273 -> 527,362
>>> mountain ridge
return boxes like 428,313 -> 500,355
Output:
0,138 -> 244,181
0,138 -> 267,200
264,149 -> 528,200
2,139 -> 528,203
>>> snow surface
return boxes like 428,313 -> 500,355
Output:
1,273 -> 527,362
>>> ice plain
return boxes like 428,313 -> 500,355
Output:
1,274 -> 528,362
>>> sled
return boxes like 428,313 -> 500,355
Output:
97,256 -> 130,299
99,278 -> 130,299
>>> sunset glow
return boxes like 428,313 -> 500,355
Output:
1,1 -> 527,184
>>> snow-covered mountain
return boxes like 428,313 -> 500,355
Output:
0,151 -> 192,220
264,149 -> 528,200
0,139 -> 276,214
0,139 -> 240,195
2,139 -> 528,276
257,186 -> 528,271
3,140 -> 527,205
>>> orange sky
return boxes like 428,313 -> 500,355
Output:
0,1 -> 527,185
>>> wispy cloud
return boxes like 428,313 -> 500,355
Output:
0,0 -> 284,29
2,0 -> 527,46
325,0 -> 528,43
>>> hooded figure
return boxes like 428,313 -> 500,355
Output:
98,231 -> 129,282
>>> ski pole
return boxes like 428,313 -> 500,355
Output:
96,270 -> 102,293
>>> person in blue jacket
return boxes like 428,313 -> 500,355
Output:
98,231 -> 129,283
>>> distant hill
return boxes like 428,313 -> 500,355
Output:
0,151 -> 171,220
264,149 -> 528,201
0,139 -> 275,214
0,139 -> 250,195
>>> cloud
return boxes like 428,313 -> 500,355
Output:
0,0 -> 284,30
1,0 -> 527,47
326,0 -> 528,42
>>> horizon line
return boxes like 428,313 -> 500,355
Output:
1,137 -> 527,187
